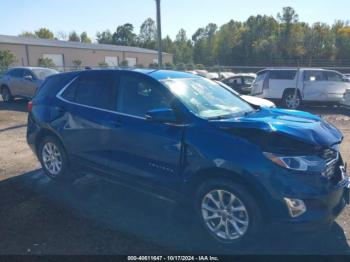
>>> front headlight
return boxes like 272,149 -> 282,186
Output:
263,152 -> 325,172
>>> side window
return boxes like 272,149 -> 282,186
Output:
9,69 -> 24,78
23,70 -> 35,79
304,71 -> 325,82
325,71 -> 343,82
62,72 -> 116,110
228,77 -> 241,85
243,77 -> 254,85
117,73 -> 171,118
270,70 -> 297,80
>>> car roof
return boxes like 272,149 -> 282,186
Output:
9,67 -> 57,70
66,68 -> 200,81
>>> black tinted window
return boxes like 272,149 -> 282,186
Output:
23,70 -> 35,79
62,72 -> 116,110
117,73 -> 171,117
8,69 -> 24,78
270,70 -> 297,80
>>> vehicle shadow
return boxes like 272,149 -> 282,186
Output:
0,98 -> 28,113
0,170 -> 349,255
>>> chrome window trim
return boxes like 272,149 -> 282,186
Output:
56,75 -> 146,120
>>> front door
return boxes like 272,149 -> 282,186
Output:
105,72 -> 184,188
302,70 -> 329,101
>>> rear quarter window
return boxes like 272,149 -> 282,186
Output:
34,73 -> 78,102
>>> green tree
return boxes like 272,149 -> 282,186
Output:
72,59 -> 82,69
96,30 -> 113,44
38,57 -> 55,68
0,49 -> 16,71
333,21 -> 350,60
80,32 -> 92,43
162,35 -> 175,54
69,31 -> 80,42
19,31 -> 37,38
113,23 -> 137,46
277,7 -> 300,60
120,60 -> 129,67
192,23 -> 217,65
98,61 -> 109,68
164,62 -> 174,70
139,18 -> 157,49
173,29 -> 193,64
35,28 -> 54,39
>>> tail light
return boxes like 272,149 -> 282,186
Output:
27,101 -> 33,112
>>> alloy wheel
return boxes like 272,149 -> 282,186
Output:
285,94 -> 300,109
201,189 -> 249,241
42,142 -> 63,176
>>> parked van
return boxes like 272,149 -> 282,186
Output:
251,68 -> 350,109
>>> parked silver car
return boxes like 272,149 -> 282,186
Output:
0,67 -> 58,102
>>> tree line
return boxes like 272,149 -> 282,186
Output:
11,6 -> 350,69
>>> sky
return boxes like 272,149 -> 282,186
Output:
0,0 -> 349,41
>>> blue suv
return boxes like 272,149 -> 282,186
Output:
27,69 -> 349,246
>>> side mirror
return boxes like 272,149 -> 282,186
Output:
146,108 -> 177,123
24,75 -> 33,81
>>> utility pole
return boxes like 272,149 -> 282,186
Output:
155,0 -> 163,69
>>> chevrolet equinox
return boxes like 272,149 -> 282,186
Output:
27,69 -> 350,246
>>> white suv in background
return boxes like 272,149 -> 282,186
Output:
251,68 -> 350,109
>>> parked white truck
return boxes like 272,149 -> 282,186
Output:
251,68 -> 350,109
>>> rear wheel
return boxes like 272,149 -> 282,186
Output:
38,136 -> 73,182
195,179 -> 263,247
1,86 -> 13,102
282,90 -> 301,109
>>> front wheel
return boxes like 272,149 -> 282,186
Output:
195,179 -> 263,247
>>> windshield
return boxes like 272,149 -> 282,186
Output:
32,68 -> 58,80
162,77 -> 254,119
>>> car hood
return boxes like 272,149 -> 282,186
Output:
211,108 -> 343,147
241,95 -> 275,108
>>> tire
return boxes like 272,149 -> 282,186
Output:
38,136 -> 73,182
195,179 -> 263,247
282,90 -> 301,109
1,86 -> 13,102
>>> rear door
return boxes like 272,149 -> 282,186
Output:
7,69 -> 24,96
58,70 -> 119,169
302,70 -> 328,101
268,70 -> 297,99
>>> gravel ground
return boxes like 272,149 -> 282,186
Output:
0,98 -> 350,255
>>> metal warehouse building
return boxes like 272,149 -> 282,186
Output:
0,34 -> 173,70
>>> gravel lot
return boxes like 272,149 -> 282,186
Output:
0,98 -> 350,255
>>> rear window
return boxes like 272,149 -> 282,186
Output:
269,70 -> 297,80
